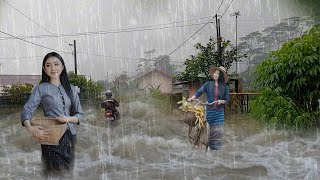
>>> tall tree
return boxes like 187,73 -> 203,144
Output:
137,49 -> 156,73
137,49 -> 175,75
176,37 -> 240,81
153,55 -> 175,75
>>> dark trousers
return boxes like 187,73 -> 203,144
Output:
41,130 -> 76,176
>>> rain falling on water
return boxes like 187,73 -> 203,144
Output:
1,102 -> 320,179
0,0 -> 320,179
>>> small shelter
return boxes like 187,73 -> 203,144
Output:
134,69 -> 173,94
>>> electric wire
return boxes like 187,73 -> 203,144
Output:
0,55 -> 43,60
0,11 -> 280,41
2,0 -> 71,46
0,1 -> 229,63
0,21 -> 210,40
167,0 -> 225,56
0,0 -> 241,67
220,0 -> 235,18
77,52 -> 184,63
0,30 -> 71,54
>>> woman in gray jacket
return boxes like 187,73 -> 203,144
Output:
21,52 -> 84,176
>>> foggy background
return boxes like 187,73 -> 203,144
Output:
0,0 -> 318,80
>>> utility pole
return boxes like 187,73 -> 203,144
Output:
73,40 -> 77,75
106,72 -> 109,89
230,11 -> 240,74
69,40 -> 77,75
215,14 -> 222,66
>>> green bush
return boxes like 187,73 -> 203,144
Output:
68,72 -> 104,102
253,24 -> 320,130
4,84 -> 33,104
253,88 -> 316,131
149,89 -> 171,113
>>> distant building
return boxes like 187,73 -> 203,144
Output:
134,69 -> 173,94
173,80 -> 205,100
0,75 -> 41,86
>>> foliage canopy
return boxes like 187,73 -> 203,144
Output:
176,37 -> 242,82
68,72 -> 104,101
253,24 -> 320,130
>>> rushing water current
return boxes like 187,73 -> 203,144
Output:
0,101 -> 319,180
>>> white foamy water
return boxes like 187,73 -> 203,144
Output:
0,101 -> 319,180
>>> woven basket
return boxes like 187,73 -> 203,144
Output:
30,117 -> 67,145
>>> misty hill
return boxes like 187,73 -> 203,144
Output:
237,16 -> 318,89
238,16 -> 317,72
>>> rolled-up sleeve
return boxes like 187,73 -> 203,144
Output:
72,86 -> 83,125
21,86 -> 41,126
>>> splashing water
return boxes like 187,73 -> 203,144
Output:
0,101 -> 319,179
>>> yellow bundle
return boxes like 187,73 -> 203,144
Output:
177,97 -> 205,128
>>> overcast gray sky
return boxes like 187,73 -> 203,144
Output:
0,0 -> 313,80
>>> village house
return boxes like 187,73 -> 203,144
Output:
0,75 -> 41,93
0,75 -> 41,86
134,69 -> 173,94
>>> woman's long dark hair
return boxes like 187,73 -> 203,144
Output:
41,52 -> 75,115
214,70 -> 226,99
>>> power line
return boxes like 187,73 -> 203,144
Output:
84,0 -> 224,64
216,0 -> 226,14
2,0 -> 71,46
0,19 -> 284,41
0,52 -> 185,65
77,52 -> 184,63
0,21 -> 211,40
167,0 -> 226,56
0,14 -> 217,40
0,52 -> 73,60
0,30 -> 71,54
0,12 -> 281,41
167,19 -> 215,56
77,52 -> 142,61
0,55 -> 43,60
220,0 -> 235,18
0,0 -> 235,66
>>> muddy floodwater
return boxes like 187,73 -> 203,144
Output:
0,101 -> 319,179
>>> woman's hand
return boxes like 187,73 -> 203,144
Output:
56,115 -> 70,123
217,100 -> 225,104
27,125 -> 50,141
187,96 -> 196,102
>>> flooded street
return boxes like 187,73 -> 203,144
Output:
0,101 -> 319,179
0,0 -> 319,179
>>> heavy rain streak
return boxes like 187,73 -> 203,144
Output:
0,0 -> 319,179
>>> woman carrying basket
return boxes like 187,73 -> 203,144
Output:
188,66 -> 230,150
21,52 -> 84,176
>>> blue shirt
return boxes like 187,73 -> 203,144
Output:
21,82 -> 84,135
194,81 -> 230,110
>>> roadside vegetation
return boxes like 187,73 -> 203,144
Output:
2,72 -> 104,105
2,83 -> 33,104
252,24 -> 320,131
